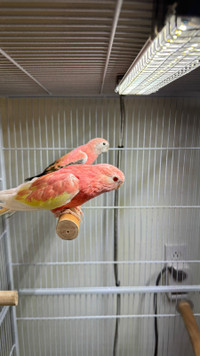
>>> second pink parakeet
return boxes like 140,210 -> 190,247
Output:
26,138 -> 109,181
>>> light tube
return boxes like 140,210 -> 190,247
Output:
115,16 -> 200,95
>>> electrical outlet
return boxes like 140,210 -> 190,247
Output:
165,243 -> 187,263
165,243 -> 190,301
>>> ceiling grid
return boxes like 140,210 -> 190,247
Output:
0,0 -> 154,96
0,0 -> 199,96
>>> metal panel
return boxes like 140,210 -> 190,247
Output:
0,1 -> 154,96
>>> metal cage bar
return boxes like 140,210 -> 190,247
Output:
0,115 -> 19,356
0,96 -> 200,356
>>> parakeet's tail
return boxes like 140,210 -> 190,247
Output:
25,159 -> 85,181
0,188 -> 15,213
25,172 -> 44,181
25,175 -> 34,181
0,187 -> 26,211
0,185 -> 44,212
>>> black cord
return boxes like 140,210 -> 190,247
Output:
119,95 -> 125,149
153,266 -> 168,356
113,96 -> 125,356
154,265 -> 188,356
113,188 -> 120,287
113,293 -> 121,355
113,182 -> 121,356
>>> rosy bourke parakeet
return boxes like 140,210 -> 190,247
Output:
25,138 -> 109,181
0,164 -> 125,215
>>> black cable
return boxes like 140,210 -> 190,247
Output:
113,293 -> 121,355
154,265 -> 188,356
113,96 -> 125,356
113,188 -> 120,287
119,95 -> 125,149
154,266 -> 168,356
113,179 -> 121,356
151,0 -> 171,36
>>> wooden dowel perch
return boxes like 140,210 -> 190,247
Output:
0,291 -> 18,306
178,300 -> 200,356
0,207 -> 9,215
56,209 -> 81,240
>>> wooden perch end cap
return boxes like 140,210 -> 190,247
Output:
56,213 -> 80,240
0,291 -> 18,306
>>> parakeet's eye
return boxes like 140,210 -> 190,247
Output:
113,176 -> 119,182
102,142 -> 106,145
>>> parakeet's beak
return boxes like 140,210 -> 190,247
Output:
103,142 -> 109,152
117,181 -> 124,188
105,143 -> 109,152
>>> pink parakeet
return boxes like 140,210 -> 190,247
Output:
26,138 -> 109,181
0,164 -> 125,215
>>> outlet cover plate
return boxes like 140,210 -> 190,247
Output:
165,243 -> 187,262
165,243 -> 189,300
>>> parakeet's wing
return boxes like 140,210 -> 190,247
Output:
25,150 -> 88,181
0,171 -> 80,211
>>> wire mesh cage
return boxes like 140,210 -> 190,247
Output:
0,96 -> 200,355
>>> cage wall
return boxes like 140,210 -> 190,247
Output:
0,96 -> 200,356
0,117 -> 18,356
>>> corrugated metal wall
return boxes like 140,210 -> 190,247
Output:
0,0 -> 154,96
0,96 -> 200,355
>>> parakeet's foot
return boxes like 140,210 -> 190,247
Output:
63,208 -> 83,222
73,206 -> 84,217
54,207 -> 83,222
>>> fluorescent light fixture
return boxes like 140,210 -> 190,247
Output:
115,16 -> 200,95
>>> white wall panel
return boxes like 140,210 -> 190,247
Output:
0,96 -> 200,355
